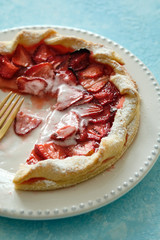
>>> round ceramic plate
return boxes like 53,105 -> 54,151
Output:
0,26 -> 160,220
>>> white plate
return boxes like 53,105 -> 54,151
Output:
0,26 -> 160,220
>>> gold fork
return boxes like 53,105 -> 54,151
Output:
0,91 -> 24,140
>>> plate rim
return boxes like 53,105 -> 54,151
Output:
0,25 -> 160,220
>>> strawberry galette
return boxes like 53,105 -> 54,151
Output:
0,29 -> 140,190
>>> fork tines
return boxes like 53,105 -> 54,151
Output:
0,91 -> 24,140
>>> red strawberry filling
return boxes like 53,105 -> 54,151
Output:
87,122 -> 111,141
0,55 -> 19,79
76,103 -> 103,117
55,85 -> 84,110
67,140 -> 99,157
52,54 -> 70,70
93,81 -> 120,105
77,123 -> 88,142
51,125 -> 76,141
12,45 -> 32,67
78,63 -> 104,79
33,44 -> 56,64
25,62 -> 54,79
34,142 -> 67,160
16,76 -> 48,96
0,42 -> 124,164
71,92 -> 93,107
59,111 -> 80,130
26,150 -> 40,165
14,111 -> 42,135
68,49 -> 90,71
56,69 -> 77,86
88,105 -> 115,124
49,111 -> 80,141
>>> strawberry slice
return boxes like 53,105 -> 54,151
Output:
78,63 -> 104,79
87,122 -> 111,141
17,76 -> 47,95
116,96 -> 125,109
12,45 -> 32,67
0,55 -> 19,79
93,81 -> 120,105
25,62 -> 54,79
50,111 -> 80,140
77,63 -> 107,92
56,69 -> 77,86
76,120 -> 88,142
14,111 -> 42,135
68,140 -> 99,156
33,44 -> 56,64
51,54 -> 70,70
78,126 -> 88,142
55,85 -> 84,111
34,142 -> 67,160
59,111 -> 80,130
104,64 -> 114,76
51,125 -> 76,141
89,105 -> 115,124
74,91 -> 93,106
79,75 -> 108,93
68,48 -> 90,71
77,103 -> 103,117
26,150 -> 40,165
54,54 -> 78,86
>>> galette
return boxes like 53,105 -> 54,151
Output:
0,28 -> 140,190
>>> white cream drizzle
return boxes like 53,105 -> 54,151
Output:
31,69 -> 93,146
38,107 -> 88,146
21,71 -> 108,147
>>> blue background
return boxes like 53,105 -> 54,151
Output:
0,0 -> 160,239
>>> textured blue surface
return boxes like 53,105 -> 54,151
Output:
0,0 -> 160,239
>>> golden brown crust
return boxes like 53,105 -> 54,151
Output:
0,28 -> 140,190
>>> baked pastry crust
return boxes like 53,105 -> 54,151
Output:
0,29 -> 140,190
